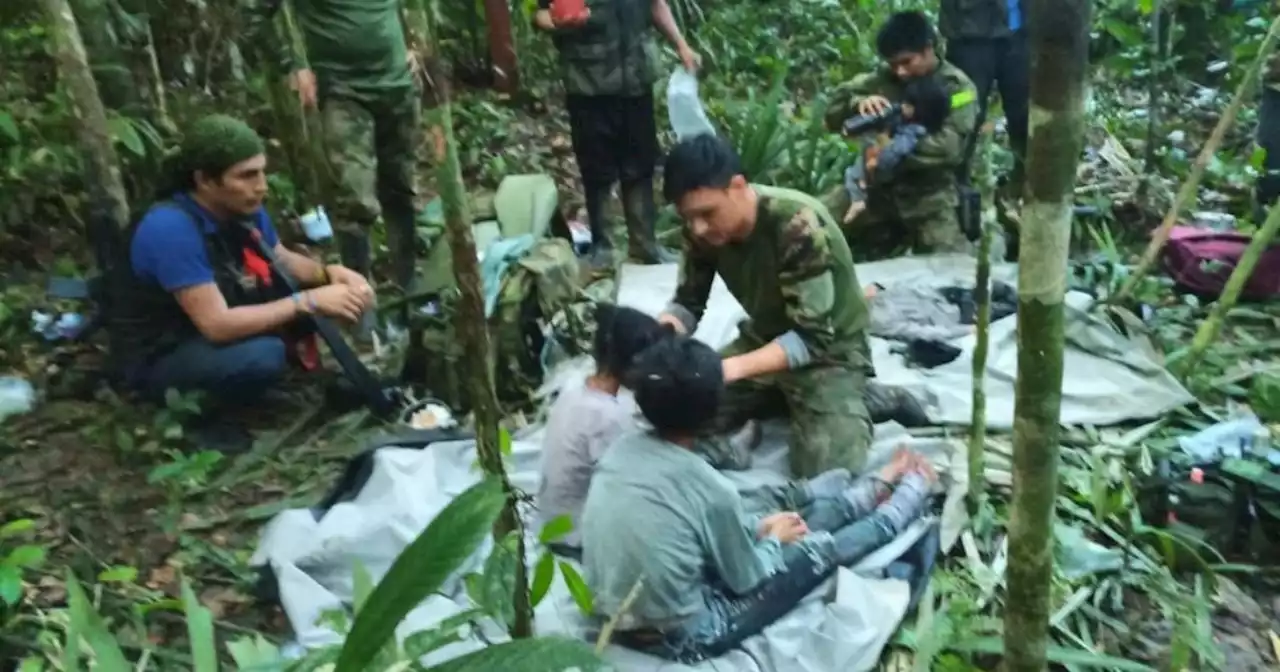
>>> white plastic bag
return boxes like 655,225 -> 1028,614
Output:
666,67 -> 716,141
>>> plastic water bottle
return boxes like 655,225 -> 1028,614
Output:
0,376 -> 34,422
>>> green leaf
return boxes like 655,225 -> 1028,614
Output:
558,561 -> 594,615
1138,0 -> 1153,14
473,532 -> 517,627
530,552 -> 555,607
402,608 -> 483,660
226,635 -> 283,669
537,514 -> 574,544
65,570 -> 130,672
6,545 -> 45,569
1250,146 -> 1268,171
499,427 -> 513,456
181,578 -> 219,672
17,657 -> 45,672
107,115 -> 145,157
97,566 -> 138,584
351,559 -> 374,614
0,519 -> 35,538
0,111 -> 18,143
334,478 -> 506,672
0,565 -> 22,605
423,636 -> 608,672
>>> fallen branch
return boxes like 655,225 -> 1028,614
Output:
595,578 -> 644,655
1115,14 -> 1280,302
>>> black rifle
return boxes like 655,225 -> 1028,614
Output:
241,222 -> 402,419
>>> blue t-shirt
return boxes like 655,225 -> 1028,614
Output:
1007,0 -> 1022,31
130,193 -> 280,293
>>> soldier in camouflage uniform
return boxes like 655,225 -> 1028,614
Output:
824,11 -> 979,259
1258,52 -> 1280,222
656,134 -> 877,478
245,0 -> 422,332
534,0 -> 699,269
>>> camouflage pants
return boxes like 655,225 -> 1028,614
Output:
822,183 -> 970,259
318,89 -> 422,272
699,339 -> 874,478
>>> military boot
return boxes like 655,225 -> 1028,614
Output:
583,182 -> 615,274
622,178 -> 678,265
865,382 -> 930,428
384,209 -> 420,293
337,229 -> 377,342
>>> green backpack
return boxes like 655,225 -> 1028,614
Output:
412,173 -> 602,417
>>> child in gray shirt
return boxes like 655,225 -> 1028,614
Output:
537,303 -> 670,552
582,335 -> 935,663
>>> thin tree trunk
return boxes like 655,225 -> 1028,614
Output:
67,0 -> 138,112
1174,203 -> 1280,377
482,0 -> 519,94
968,218 -> 992,516
1117,13 -> 1280,303
1142,0 -> 1163,176
141,19 -> 174,134
427,82 -> 534,640
42,0 -> 130,230
1002,1 -> 1091,670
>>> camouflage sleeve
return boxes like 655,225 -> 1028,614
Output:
823,72 -> 882,133
242,0 -> 304,73
776,206 -> 842,361
900,88 -> 977,171
666,228 -> 716,332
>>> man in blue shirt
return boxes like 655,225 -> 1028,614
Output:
115,115 -> 375,415
938,0 -> 1029,198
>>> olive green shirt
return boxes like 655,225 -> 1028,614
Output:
668,185 -> 872,372
244,0 -> 414,99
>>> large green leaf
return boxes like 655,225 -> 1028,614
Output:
181,578 -> 219,672
65,570 -> 130,672
334,478 -> 506,672
424,636 -> 608,672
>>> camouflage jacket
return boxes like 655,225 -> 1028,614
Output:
538,0 -> 658,97
825,62 -> 978,218
669,185 -> 872,372
939,0 -> 1024,40
242,0 -> 414,100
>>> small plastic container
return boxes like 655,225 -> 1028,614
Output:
300,207 -> 333,242
667,67 -> 716,141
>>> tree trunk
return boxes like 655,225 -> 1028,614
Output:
1002,1 -> 1091,670
1142,0 -> 1163,176
67,0 -> 138,112
482,0 -> 519,94
427,79 -> 534,639
1117,14 -> 1280,303
42,0 -> 130,231
1174,202 -> 1280,377
968,217 -> 992,515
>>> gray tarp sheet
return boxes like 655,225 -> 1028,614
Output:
251,255 -> 1192,671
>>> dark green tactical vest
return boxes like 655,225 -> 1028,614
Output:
111,199 -> 277,372
551,0 -> 658,97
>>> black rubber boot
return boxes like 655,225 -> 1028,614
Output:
384,208 -> 420,292
622,178 -> 678,265
584,182 -> 615,273
337,230 -> 376,342
865,382 -> 930,427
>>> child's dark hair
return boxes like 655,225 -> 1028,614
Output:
662,133 -> 743,204
592,303 -> 674,380
902,77 -> 951,134
626,336 -> 723,437
876,11 -> 935,60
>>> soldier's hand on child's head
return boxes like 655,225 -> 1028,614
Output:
857,96 -> 892,117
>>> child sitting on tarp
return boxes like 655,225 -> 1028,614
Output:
842,77 -> 953,224
581,335 -> 936,663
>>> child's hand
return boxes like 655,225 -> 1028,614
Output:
843,200 -> 866,224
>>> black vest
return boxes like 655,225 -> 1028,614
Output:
110,199 -> 278,371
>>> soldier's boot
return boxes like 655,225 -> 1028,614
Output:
337,229 -> 377,343
384,208 -> 420,293
583,181 -> 615,274
865,382 -> 930,428
622,177 -> 678,265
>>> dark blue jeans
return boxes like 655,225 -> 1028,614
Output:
141,336 -> 288,405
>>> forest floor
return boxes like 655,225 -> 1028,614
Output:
3,84 -> 1280,669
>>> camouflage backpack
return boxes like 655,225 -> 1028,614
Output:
416,237 -> 600,416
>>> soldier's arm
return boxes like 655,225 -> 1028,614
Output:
824,72 -> 881,133
534,0 -> 555,31
899,88 -> 978,171
660,228 -> 715,334
651,0 -> 690,51
242,0 -> 305,73
774,206 -> 844,365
